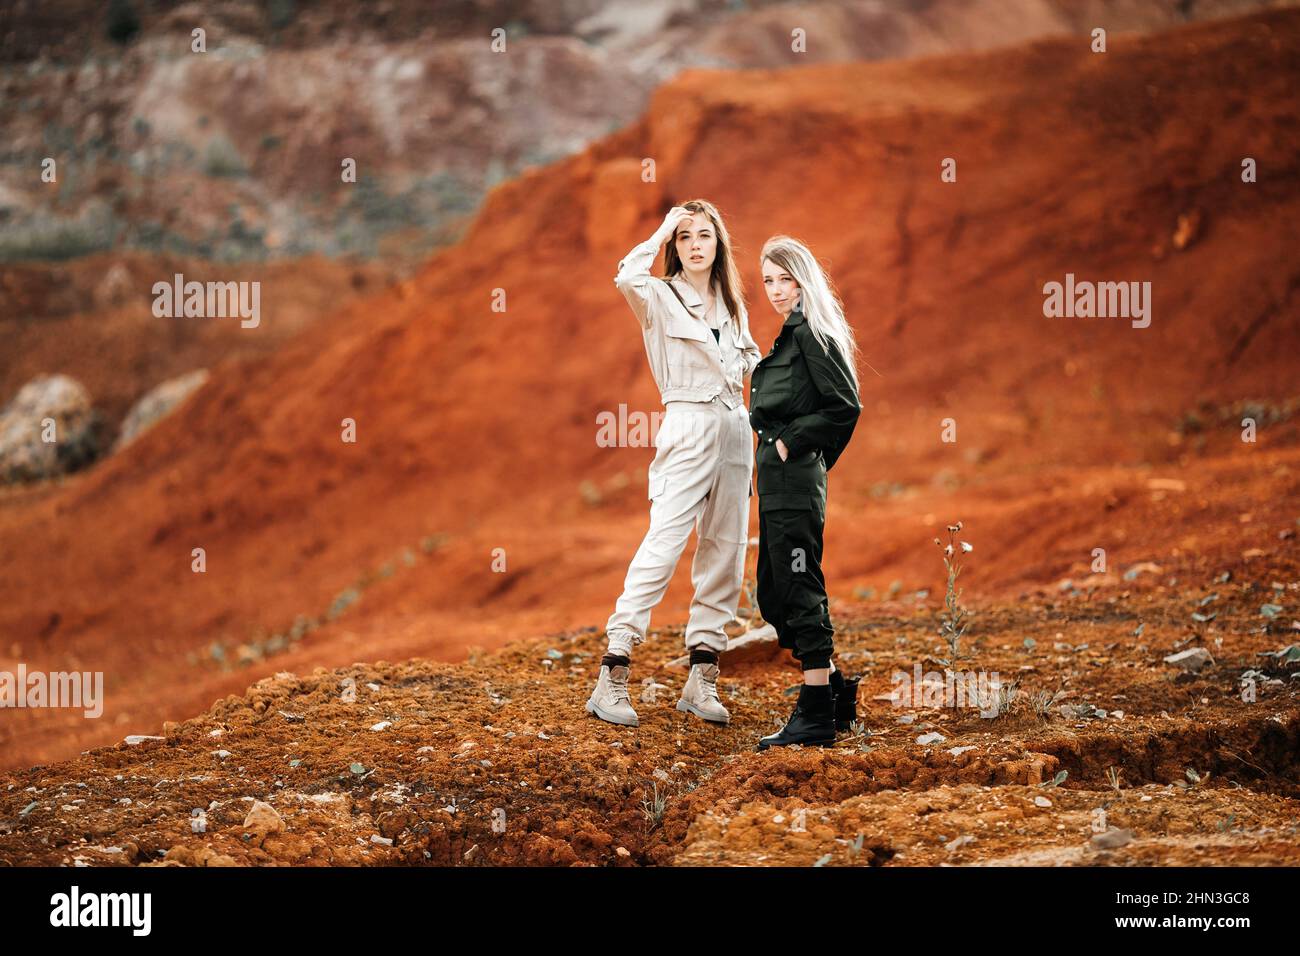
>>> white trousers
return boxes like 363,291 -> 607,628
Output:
606,398 -> 753,654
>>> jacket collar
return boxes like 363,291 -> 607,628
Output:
670,273 -> 735,329
782,305 -> 806,328
669,273 -> 706,310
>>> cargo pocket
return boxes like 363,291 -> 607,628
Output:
648,474 -> 667,501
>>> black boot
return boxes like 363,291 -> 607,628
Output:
757,683 -> 835,751
829,671 -> 861,731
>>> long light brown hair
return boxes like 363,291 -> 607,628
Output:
662,199 -> 746,328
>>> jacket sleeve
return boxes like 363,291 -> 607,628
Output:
776,325 -> 861,468
736,304 -> 762,379
614,221 -> 676,330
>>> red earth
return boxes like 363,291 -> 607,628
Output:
1,9 -> 1297,782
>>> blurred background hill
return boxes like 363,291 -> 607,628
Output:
0,1 -> 1296,771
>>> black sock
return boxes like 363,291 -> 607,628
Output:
689,648 -> 719,666
600,653 -> 630,670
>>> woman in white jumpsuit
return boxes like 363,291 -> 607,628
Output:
586,200 -> 761,728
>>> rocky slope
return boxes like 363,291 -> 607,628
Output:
2,559 -> 1296,866
0,8 -> 1297,775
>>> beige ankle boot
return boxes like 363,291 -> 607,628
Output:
676,662 -> 730,725
585,664 -> 639,726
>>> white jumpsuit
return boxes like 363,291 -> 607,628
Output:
604,225 -> 762,655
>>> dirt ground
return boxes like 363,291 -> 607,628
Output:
0,10 -> 1297,866
1,10 -> 1298,775
2,547 -> 1296,866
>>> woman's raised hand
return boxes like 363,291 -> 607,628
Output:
660,206 -> 693,238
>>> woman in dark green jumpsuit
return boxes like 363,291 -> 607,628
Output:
749,236 -> 863,750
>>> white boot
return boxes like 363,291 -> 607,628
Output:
585,664 -> 639,726
676,662 -> 731,725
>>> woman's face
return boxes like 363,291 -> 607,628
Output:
675,212 -> 717,278
761,257 -> 801,316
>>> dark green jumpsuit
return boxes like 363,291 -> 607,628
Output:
749,305 -> 861,670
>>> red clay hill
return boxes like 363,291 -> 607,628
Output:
2,9 -> 1297,770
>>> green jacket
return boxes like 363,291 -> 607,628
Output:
750,306 -> 861,472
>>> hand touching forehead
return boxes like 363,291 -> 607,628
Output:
676,213 -> 712,239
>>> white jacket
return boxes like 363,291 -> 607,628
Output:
615,225 -> 762,408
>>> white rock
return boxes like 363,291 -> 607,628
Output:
1090,828 -> 1134,849
242,800 -> 285,844
1163,648 -> 1214,673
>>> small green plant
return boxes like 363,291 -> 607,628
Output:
1032,688 -> 1068,721
933,522 -> 973,664
1039,770 -> 1068,789
980,675 -> 1020,718
845,719 -> 878,753
642,782 -> 668,831
1106,766 -> 1123,793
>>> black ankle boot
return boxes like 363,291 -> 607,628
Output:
828,669 -> 860,732
757,682 -> 835,751
833,675 -> 860,731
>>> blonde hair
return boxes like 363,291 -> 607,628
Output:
759,236 -> 859,390
662,199 -> 745,330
